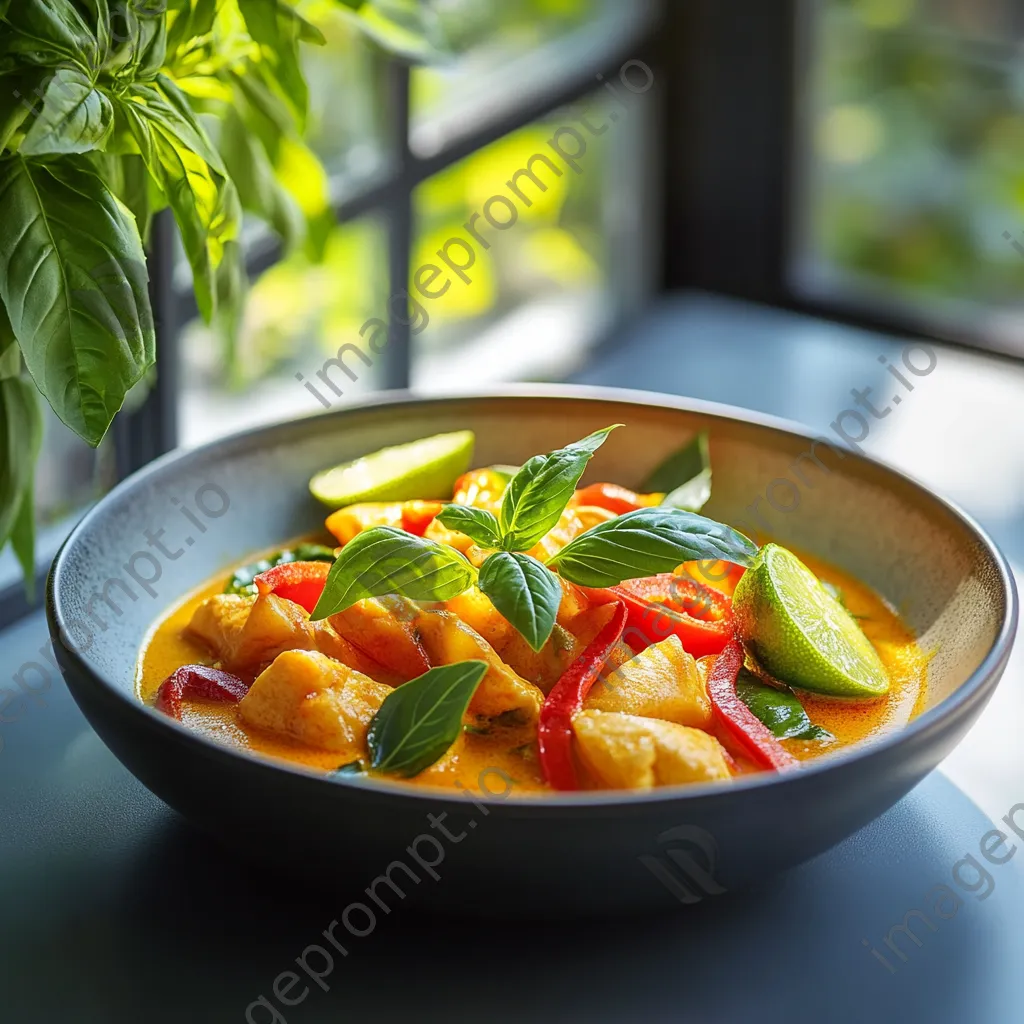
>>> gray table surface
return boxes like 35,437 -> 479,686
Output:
3,292 -> 1023,1023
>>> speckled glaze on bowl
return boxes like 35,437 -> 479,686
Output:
47,387 -> 1017,916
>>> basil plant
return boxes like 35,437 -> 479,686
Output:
0,0 -> 451,586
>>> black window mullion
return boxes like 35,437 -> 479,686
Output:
114,208 -> 180,475
382,59 -> 414,391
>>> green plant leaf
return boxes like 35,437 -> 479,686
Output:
735,669 -> 833,742
217,102 -> 303,248
310,526 -> 475,619
97,0 -> 168,80
237,0 -> 323,131
341,0 -> 443,63
0,0 -> 97,65
166,0 -> 219,58
499,424 -> 620,551
19,68 -> 113,155
0,67 -> 48,151
643,431 -> 712,512
119,78 -> 239,321
367,660 -> 488,776
434,504 -> 502,548
0,156 -> 154,445
548,507 -> 758,588
0,361 -> 43,583
478,551 -> 562,652
10,466 -> 37,598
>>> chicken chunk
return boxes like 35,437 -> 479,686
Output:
312,620 -> 403,685
493,625 -> 581,693
445,587 -> 515,649
239,650 -> 392,752
585,634 -> 712,729
187,592 -> 315,673
573,710 -> 732,789
412,608 -> 543,724
328,596 -> 430,681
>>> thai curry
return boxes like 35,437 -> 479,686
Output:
137,426 -> 928,794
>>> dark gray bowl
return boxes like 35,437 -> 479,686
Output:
47,387 -> 1017,916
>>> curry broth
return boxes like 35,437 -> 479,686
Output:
137,545 -> 928,793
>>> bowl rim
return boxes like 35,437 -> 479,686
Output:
48,383 -> 1019,809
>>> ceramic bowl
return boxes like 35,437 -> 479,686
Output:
47,386 -> 1017,915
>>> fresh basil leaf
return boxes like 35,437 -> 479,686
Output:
310,526 -> 475,619
367,661 -> 488,777
166,0 -> 218,58
100,0 -> 167,81
10,467 -> 36,597
339,1 -> 437,62
478,551 -> 562,652
1,0 -> 97,64
19,67 -> 114,156
0,68 -> 48,151
548,507 -> 758,588
0,156 -> 154,445
735,669 -> 833,742
120,78 -> 240,321
643,431 -> 712,512
0,368 -> 43,573
217,103 -> 304,249
225,544 -> 336,597
435,504 -> 502,548
117,153 -> 153,241
237,0 -> 323,131
499,424 -> 620,551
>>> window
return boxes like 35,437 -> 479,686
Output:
795,0 -> 1024,355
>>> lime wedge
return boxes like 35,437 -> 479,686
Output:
310,430 -> 475,508
732,543 -> 890,698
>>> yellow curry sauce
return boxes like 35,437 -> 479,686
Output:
136,541 -> 929,794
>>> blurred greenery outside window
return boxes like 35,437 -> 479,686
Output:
799,0 -> 1024,349
410,100 -> 619,389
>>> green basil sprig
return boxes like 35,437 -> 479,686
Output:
310,527 -> 475,619
478,551 -> 563,653
434,504 -> 502,548
310,425 -> 756,653
735,669 -> 833,742
498,424 -> 620,551
367,661 -> 489,777
643,431 -> 712,512
546,506 -> 758,588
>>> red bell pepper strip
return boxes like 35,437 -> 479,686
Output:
707,640 -> 798,771
254,561 -> 332,613
538,601 -> 628,791
401,500 -> 443,536
572,482 -> 662,515
582,574 -> 735,659
155,665 -> 250,720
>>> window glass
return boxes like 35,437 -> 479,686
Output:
411,0 -> 599,123
178,217 -> 388,448
797,0 -> 1024,350
410,88 -> 653,389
